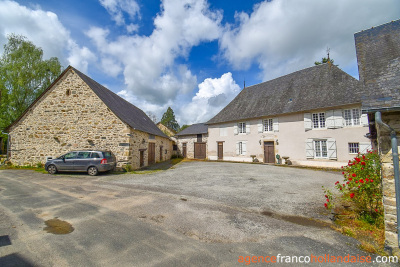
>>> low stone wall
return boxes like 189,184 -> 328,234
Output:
378,112 -> 400,256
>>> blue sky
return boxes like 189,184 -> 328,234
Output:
0,0 -> 399,125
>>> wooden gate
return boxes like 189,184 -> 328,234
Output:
148,143 -> 155,164
194,142 -> 206,159
264,141 -> 275,163
217,142 -> 223,160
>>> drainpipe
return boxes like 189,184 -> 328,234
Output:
375,112 -> 400,248
1,132 -> 9,164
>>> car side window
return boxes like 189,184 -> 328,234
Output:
64,152 -> 78,159
91,152 -> 101,158
77,152 -> 91,159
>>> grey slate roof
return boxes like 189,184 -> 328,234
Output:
355,20 -> 400,112
72,67 -> 168,138
175,123 -> 208,136
6,66 -> 168,138
207,64 -> 363,125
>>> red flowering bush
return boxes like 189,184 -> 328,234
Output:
323,151 -> 382,224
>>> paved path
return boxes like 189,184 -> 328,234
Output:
0,162 -> 392,266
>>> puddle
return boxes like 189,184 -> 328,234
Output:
261,211 -> 330,228
43,218 -> 74,234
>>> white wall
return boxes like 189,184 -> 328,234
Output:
208,105 -> 372,168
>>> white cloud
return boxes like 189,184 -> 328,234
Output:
0,0 -> 95,73
87,0 -> 222,108
99,0 -> 140,32
220,0 -> 400,81
178,72 -> 240,124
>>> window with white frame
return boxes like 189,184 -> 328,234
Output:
348,143 -> 359,154
238,122 -> 246,134
263,119 -> 273,132
314,140 -> 328,158
312,112 -> 325,128
343,109 -> 361,126
239,142 -> 243,155
236,141 -> 247,155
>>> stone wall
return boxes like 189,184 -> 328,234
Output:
128,129 -> 172,169
8,69 -> 172,169
377,112 -> 400,256
355,20 -> 400,111
176,134 -> 208,159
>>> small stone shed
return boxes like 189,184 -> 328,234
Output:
175,123 -> 208,159
355,20 -> 400,255
5,66 -> 172,169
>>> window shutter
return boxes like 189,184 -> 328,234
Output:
258,120 -> 263,133
246,123 -> 250,134
305,139 -> 314,159
360,142 -> 372,153
304,113 -> 312,131
327,138 -> 337,160
234,125 -> 238,135
361,114 -> 369,127
334,109 -> 343,128
326,110 -> 335,129
273,118 -> 279,132
236,142 -> 239,155
242,142 -> 247,154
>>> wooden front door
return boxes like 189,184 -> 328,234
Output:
140,150 -> 144,167
217,142 -> 223,160
182,143 -> 187,158
194,143 -> 206,159
160,146 -> 163,161
148,143 -> 155,164
264,141 -> 275,163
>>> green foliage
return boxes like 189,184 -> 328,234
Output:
179,124 -> 189,131
323,151 -> 383,225
123,164 -> 134,172
315,57 -> 334,65
0,34 -> 62,130
160,107 -> 180,132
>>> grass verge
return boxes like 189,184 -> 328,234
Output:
332,205 -> 386,255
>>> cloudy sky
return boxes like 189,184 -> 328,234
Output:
0,0 -> 399,125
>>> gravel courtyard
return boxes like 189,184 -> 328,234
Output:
0,161 -> 383,266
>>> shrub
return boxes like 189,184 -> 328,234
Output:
36,162 -> 44,168
123,164 -> 134,172
323,151 -> 383,224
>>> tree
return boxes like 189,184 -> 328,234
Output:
146,111 -> 158,123
0,34 -> 62,130
179,125 -> 189,131
314,57 -> 335,65
160,107 -> 180,132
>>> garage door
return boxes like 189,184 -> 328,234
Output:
194,142 -> 206,159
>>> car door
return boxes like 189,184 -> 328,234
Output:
57,152 -> 78,171
74,151 -> 92,171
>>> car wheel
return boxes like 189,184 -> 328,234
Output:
87,166 -> 98,176
47,165 -> 57,175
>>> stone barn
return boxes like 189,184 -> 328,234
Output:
175,123 -> 208,159
5,66 -> 172,169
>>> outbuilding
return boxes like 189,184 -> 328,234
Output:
5,66 -> 172,169
175,123 -> 208,159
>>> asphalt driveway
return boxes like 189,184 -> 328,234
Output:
0,161 -> 390,266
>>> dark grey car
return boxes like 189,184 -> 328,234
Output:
45,150 -> 117,176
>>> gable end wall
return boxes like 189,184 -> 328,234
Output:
8,70 -> 132,166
